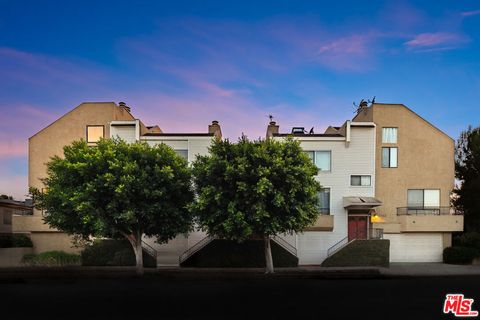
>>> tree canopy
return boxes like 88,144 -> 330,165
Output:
455,125 -> 480,232
191,136 -> 322,272
31,138 -> 194,274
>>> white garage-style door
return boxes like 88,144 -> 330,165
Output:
385,233 -> 444,262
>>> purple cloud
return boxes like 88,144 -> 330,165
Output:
404,32 -> 469,50
461,10 -> 480,17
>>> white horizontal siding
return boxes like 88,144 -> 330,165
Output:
278,126 -> 376,265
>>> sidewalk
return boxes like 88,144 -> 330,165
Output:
381,263 -> 480,277
0,263 -> 479,280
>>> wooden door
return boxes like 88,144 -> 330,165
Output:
348,216 -> 368,241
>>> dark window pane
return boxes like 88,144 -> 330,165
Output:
382,147 -> 390,167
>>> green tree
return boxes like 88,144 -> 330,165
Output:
191,136 -> 322,273
455,125 -> 480,232
0,194 -> 13,200
31,138 -> 194,275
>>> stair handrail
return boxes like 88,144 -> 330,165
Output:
141,240 -> 158,259
327,236 -> 351,257
271,235 -> 297,256
179,235 -> 216,264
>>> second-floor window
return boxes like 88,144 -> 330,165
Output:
351,175 -> 371,186
382,147 -> 398,168
86,125 -> 104,143
382,127 -> 398,143
407,189 -> 440,208
174,149 -> 188,161
317,187 -> 330,214
304,151 -> 331,172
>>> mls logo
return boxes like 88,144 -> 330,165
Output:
444,294 -> 478,317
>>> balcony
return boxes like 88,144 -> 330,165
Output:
397,206 -> 462,216
397,207 -> 464,232
369,228 -> 384,239
305,214 -> 334,231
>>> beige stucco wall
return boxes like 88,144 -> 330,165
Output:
304,215 -> 334,231
356,104 -> 455,233
29,232 -> 82,254
13,215 -> 52,232
398,215 -> 463,232
29,102 -> 134,197
25,102 -> 134,252
0,247 -> 33,267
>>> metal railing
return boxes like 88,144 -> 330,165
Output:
397,206 -> 463,216
327,236 -> 350,257
179,236 -> 216,264
11,208 -> 33,216
369,228 -> 383,239
271,235 -> 297,256
141,240 -> 158,260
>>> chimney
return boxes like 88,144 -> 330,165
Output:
119,101 -> 131,113
208,120 -> 222,139
266,121 -> 279,139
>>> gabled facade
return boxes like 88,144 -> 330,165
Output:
15,102 -> 221,256
353,103 -> 462,262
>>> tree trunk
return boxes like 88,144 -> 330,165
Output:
264,235 -> 274,274
124,230 -> 144,276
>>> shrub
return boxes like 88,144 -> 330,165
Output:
81,239 -> 156,268
0,234 -> 33,248
22,251 -> 81,266
321,239 -> 390,268
454,232 -> 480,248
443,246 -> 480,265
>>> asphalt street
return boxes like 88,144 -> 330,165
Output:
2,275 -> 479,319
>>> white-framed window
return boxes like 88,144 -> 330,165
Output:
351,175 -> 371,186
86,125 -> 104,143
317,187 -> 330,215
174,149 -> 188,161
382,127 -> 398,143
407,189 -> 440,208
304,151 -> 331,172
382,147 -> 398,168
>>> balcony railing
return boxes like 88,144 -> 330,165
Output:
369,228 -> 384,239
12,208 -> 33,216
397,206 -> 463,216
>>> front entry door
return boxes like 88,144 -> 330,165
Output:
348,216 -> 368,241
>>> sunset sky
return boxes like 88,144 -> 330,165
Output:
1,0 -> 480,199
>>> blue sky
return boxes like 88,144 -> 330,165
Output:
1,0 -> 480,199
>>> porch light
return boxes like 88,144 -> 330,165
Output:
370,211 -> 384,223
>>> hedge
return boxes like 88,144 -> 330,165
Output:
81,239 -> 156,268
0,233 -> 33,248
453,232 -> 480,248
443,246 -> 480,265
321,239 -> 390,267
22,251 -> 81,266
